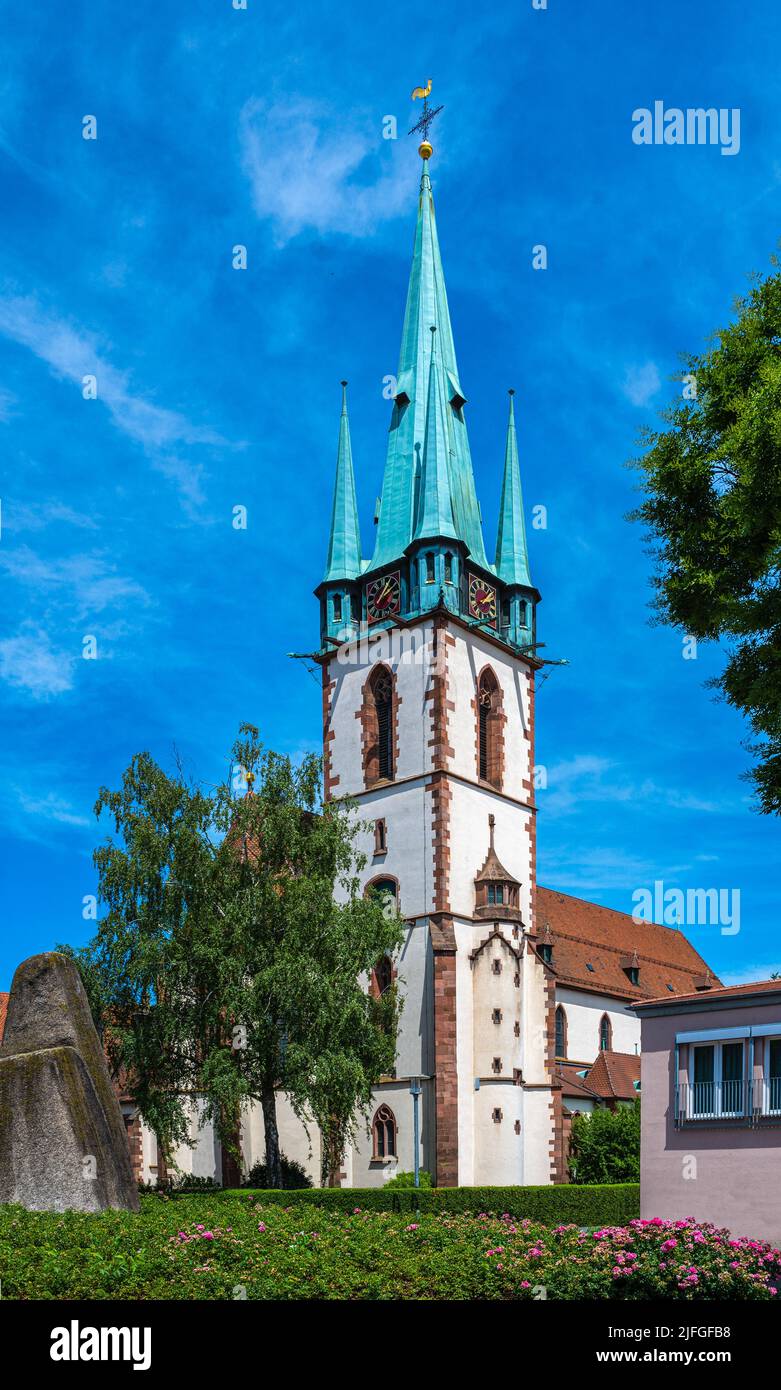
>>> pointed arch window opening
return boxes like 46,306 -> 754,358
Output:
368,667 -> 395,784
372,1104 -> 397,1160
599,1013 -> 613,1052
555,1005 -> 567,1059
477,669 -> 502,789
425,552 -> 436,584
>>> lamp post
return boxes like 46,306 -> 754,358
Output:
408,1073 -> 419,1184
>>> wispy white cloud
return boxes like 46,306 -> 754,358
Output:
622,360 -> 662,407
0,293 -> 231,506
239,97 -> 413,244
5,499 -> 98,532
16,788 -> 90,828
0,544 -> 149,619
541,752 -> 720,818
0,625 -> 76,698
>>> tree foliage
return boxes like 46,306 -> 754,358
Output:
568,1100 -> 640,1185
65,725 -> 404,1187
631,264 -> 781,812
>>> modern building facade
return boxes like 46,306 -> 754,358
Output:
635,980 -> 781,1243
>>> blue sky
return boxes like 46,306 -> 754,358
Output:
1,0 -> 779,990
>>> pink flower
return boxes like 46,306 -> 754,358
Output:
258,1222 -> 267,1233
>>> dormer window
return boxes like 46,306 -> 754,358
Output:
539,942 -> 553,964
628,966 -> 640,986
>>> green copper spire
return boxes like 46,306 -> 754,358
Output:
413,327 -> 457,541
369,157 -> 489,572
495,390 -> 532,588
323,381 -> 362,583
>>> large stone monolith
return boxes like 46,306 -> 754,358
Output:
0,952 -> 140,1211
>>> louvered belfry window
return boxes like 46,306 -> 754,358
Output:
373,668 -> 393,781
478,670 -> 499,784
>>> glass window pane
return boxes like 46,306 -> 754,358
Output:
693,1046 -> 714,1084
769,1040 -> 781,1078
722,1042 -> 743,1082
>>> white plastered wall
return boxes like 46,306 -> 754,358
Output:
555,986 -> 640,1064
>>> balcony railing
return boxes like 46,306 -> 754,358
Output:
676,1076 -> 781,1127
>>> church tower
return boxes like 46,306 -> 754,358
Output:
316,133 -> 555,1187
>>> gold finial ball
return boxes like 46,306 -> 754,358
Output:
418,140 -> 433,160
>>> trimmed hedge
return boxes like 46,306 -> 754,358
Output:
215,1182 -> 639,1225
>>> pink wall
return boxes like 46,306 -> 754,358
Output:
640,1003 -> 781,1245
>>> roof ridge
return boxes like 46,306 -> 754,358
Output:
547,929 -> 715,974
539,884 -> 711,936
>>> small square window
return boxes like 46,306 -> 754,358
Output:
492,1107 -> 503,1123
492,959 -> 502,976
492,1057 -> 502,1074
492,1008 -> 502,1025
514,1119 -> 521,1135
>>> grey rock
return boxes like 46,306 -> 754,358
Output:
0,952 -> 139,1212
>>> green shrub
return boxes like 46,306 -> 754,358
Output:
228,1182 -> 640,1225
241,1155 -> 312,1190
1,1198 -> 777,1300
383,1169 -> 433,1189
140,1173 -> 222,1196
569,1100 -> 640,1184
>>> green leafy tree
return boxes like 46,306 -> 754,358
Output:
568,1100 -> 640,1184
631,264 -> 781,812
66,725 -> 403,1188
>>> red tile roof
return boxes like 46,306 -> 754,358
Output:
536,887 -> 719,1001
634,977 -> 781,1010
0,992 -> 8,1043
583,1050 -> 641,1101
557,1051 -> 641,1102
557,1062 -> 600,1100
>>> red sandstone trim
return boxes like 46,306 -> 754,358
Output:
322,663 -> 339,802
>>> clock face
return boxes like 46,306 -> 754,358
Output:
366,571 -> 401,623
469,574 -> 497,626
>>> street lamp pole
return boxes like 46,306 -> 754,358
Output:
409,1077 -> 422,1187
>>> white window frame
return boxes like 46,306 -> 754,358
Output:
764,1036 -> 781,1116
689,1040 -> 745,1119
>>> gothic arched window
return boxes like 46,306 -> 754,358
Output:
599,1013 -> 612,1052
372,1104 -> 397,1159
363,665 -> 395,785
375,955 -> 393,996
477,668 -> 502,788
555,1005 -> 567,1059
367,877 -> 399,919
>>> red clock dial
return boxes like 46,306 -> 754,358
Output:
366,571 -> 401,623
469,574 -> 497,626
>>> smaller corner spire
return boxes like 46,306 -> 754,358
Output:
495,389 -> 532,589
323,379 -> 362,584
